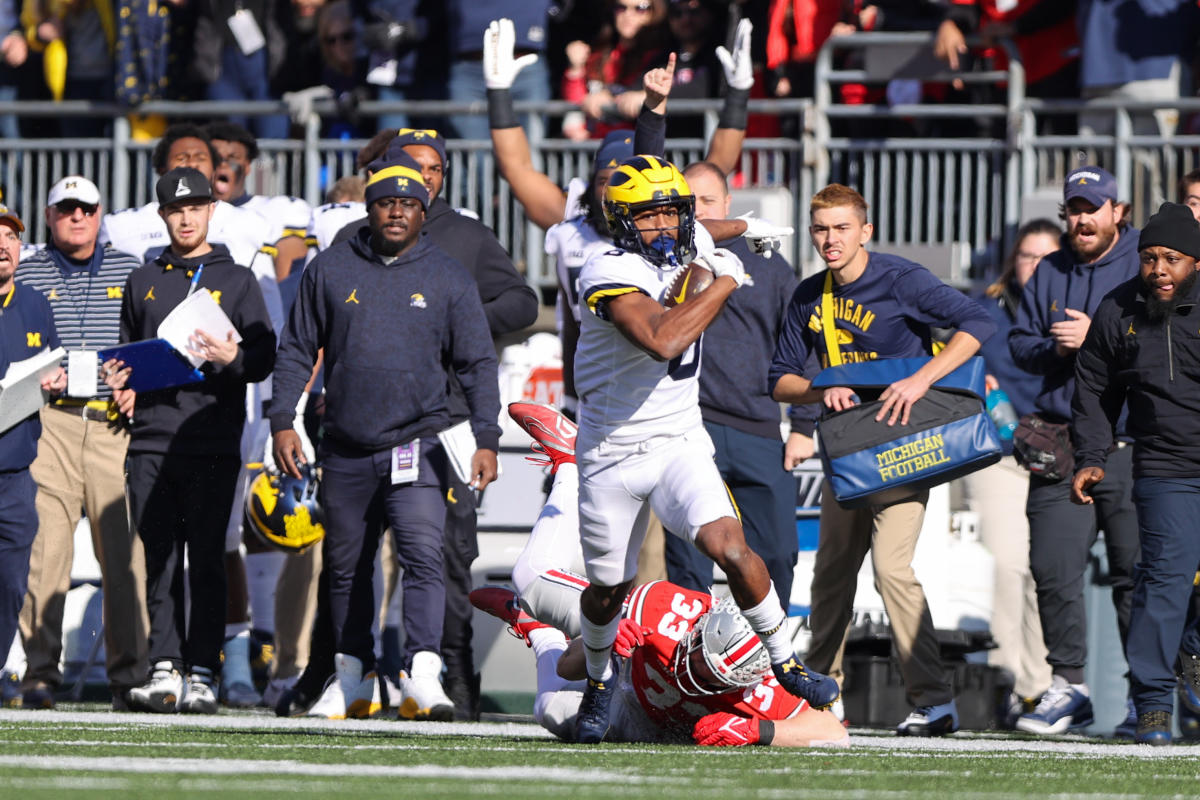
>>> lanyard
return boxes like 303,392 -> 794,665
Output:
820,271 -> 842,368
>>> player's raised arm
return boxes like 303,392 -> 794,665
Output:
706,18 -> 754,175
485,17 -> 569,230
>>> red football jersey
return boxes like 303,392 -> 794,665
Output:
624,581 -> 806,738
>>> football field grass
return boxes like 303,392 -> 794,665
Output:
1,707 -> 1198,799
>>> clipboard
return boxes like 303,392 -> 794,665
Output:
98,339 -> 205,392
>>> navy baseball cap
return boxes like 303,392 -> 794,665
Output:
156,167 -> 213,207
593,131 -> 635,175
1063,166 -> 1117,207
387,128 -> 446,169
364,151 -> 429,209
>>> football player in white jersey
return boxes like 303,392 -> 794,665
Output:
569,156 -> 838,744
206,121 -> 313,280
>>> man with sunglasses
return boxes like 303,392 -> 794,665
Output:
15,176 -> 147,711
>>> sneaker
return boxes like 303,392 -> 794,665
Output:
347,670 -> 387,719
305,653 -> 363,720
180,668 -> 218,715
1,670 -> 21,708
897,700 -> 960,737
1113,697 -> 1138,739
1135,710 -> 1173,746
508,401 -> 577,474
128,661 -> 184,713
249,629 -> 275,684
444,671 -> 481,722
1179,683 -> 1200,740
397,651 -> 455,721
1000,691 -> 1040,730
20,684 -> 54,710
263,675 -> 299,709
110,686 -> 134,712
275,681 -> 318,718
222,680 -> 262,708
575,662 -> 617,744
1015,675 -> 1094,735
1179,652 -> 1200,714
220,631 -> 259,708
469,586 -> 552,646
772,656 -> 840,711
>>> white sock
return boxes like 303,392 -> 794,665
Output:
739,584 -> 792,664
580,615 -> 620,682
245,551 -> 285,636
222,629 -> 254,686
528,627 -> 568,662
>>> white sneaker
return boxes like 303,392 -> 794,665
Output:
180,668 -> 218,715
347,671 -> 389,719
398,651 -> 455,721
304,653 -> 362,720
128,661 -> 183,713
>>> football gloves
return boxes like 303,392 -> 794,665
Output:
484,18 -> 539,90
695,247 -> 746,287
614,620 -> 651,658
693,712 -> 762,747
715,19 -> 754,91
737,212 -> 794,258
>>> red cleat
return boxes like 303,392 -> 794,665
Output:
507,401 -> 577,474
469,586 -> 552,647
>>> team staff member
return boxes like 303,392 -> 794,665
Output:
1008,165 -> 1140,736
769,183 -> 995,736
270,153 -> 501,721
0,205 -> 66,702
16,176 -> 147,711
1071,203 -> 1200,746
105,167 -> 276,715
333,127 -> 537,719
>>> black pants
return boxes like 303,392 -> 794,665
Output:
1027,443 -> 1139,683
664,421 -> 798,607
441,472 -> 479,684
126,452 -> 238,674
0,470 -> 37,673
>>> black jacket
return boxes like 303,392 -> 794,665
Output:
1072,274 -> 1200,478
269,228 -> 501,453
333,198 -> 539,337
120,244 -> 276,456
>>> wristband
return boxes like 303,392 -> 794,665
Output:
718,87 -> 749,130
756,719 -> 775,746
487,88 -> 520,129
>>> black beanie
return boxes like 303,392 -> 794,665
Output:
1139,202 -> 1200,258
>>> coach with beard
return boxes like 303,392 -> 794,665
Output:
1072,202 -> 1200,746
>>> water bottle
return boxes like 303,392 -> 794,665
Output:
986,389 -> 1018,441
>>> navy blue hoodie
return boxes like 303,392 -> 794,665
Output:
1009,228 -> 1140,423
269,227 -> 501,453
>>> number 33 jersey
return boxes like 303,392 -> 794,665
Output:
622,581 -> 805,739
574,225 -> 715,445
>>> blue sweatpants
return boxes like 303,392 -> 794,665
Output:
0,470 -> 38,667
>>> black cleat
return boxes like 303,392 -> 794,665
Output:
772,656 -> 840,710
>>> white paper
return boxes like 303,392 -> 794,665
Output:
67,349 -> 98,398
437,420 -> 477,486
0,347 -> 65,433
157,288 -> 242,368
227,9 -> 266,56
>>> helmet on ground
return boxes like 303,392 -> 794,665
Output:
245,464 -> 325,554
603,155 -> 696,267
671,596 -> 770,696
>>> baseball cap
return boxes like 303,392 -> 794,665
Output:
364,151 -> 429,209
156,167 -> 213,207
0,204 -> 24,233
1063,166 -> 1118,207
387,128 -> 447,169
593,131 -> 634,175
47,176 -> 101,207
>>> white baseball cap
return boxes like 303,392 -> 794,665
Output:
47,176 -> 101,207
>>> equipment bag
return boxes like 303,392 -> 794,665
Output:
813,356 -> 1003,508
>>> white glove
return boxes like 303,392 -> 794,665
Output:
484,18 -> 539,90
715,19 -> 754,91
282,85 -> 333,127
738,212 -> 794,258
696,247 -> 746,287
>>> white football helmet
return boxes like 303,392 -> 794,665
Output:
671,596 -> 770,696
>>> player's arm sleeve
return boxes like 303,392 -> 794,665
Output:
1070,300 -> 1124,471
634,103 -> 667,159
269,261 -> 323,432
448,280 -> 502,452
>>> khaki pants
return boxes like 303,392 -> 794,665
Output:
270,541 -> 321,680
21,407 -> 147,692
807,482 -> 952,708
962,457 -> 1052,699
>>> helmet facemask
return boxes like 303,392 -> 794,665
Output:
603,156 -> 697,268
671,596 -> 770,697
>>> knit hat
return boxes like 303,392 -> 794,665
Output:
364,151 -> 429,209
1139,202 -> 1200,258
386,127 -> 447,169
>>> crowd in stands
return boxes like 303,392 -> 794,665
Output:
0,0 -> 1196,141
